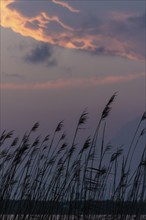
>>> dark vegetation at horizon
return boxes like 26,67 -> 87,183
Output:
0,93 -> 146,219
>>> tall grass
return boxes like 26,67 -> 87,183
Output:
0,94 -> 146,219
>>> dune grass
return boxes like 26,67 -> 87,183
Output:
0,93 -> 146,219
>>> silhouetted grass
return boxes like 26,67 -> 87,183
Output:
0,93 -> 146,219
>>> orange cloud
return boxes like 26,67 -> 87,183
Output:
1,0 -> 74,43
0,0 -> 97,50
0,0 -> 145,61
1,73 -> 144,90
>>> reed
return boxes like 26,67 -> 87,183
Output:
0,94 -> 145,220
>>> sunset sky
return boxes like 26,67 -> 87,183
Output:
0,0 -> 145,145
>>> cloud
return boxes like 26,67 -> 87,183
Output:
1,0 -> 145,61
24,43 -> 57,66
104,12 -> 145,60
2,72 -> 25,80
127,13 -> 146,29
51,0 -> 79,13
1,72 -> 144,90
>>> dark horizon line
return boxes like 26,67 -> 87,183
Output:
0,200 -> 146,215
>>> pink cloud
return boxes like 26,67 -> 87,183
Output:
51,0 -> 80,13
1,73 -> 144,90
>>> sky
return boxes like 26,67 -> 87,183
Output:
0,0 -> 145,147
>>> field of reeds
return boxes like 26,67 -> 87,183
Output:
0,93 -> 146,220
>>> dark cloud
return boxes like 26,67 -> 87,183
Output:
81,13 -> 101,30
79,12 -> 145,60
3,72 -> 25,79
83,46 -> 122,58
72,41 -> 85,48
91,47 -> 107,55
128,13 -> 146,29
24,20 -> 40,30
110,13 -> 146,36
24,43 -> 57,66
8,0 -> 44,18
47,59 -> 57,67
